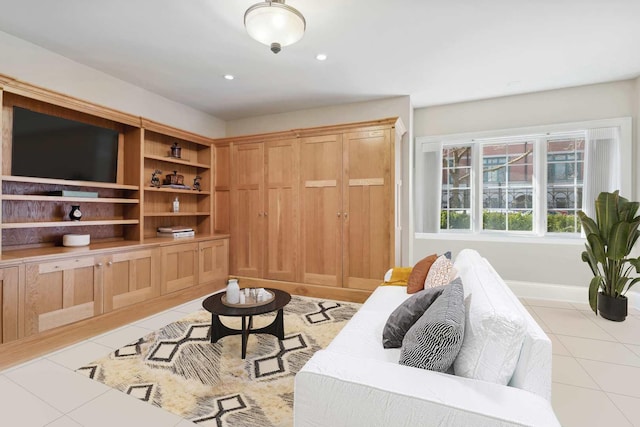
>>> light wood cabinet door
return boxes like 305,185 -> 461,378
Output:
299,134 -> 343,286
199,238 -> 229,285
264,139 -> 298,282
161,242 -> 199,294
0,266 -> 21,343
103,248 -> 160,312
231,143 -> 264,277
24,256 -> 102,337
342,129 -> 393,290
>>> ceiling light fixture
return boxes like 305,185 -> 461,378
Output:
224,74 -> 235,80
316,53 -> 327,61
244,0 -> 306,54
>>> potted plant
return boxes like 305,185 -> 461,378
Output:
578,191 -> 640,321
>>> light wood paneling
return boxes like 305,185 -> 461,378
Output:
299,134 -> 343,286
161,242 -> 198,294
214,144 -> 231,234
199,238 -> 228,285
264,139 -> 298,282
231,143 -> 264,277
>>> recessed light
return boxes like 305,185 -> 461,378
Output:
316,54 -> 327,61
224,74 -> 235,80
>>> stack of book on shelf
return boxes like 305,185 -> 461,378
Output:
156,226 -> 195,238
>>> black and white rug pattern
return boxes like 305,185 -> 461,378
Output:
77,295 -> 360,427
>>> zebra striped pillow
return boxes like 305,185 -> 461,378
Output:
399,279 -> 465,372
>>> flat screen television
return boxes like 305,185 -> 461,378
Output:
11,107 -> 119,183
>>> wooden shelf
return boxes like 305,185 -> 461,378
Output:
2,219 -> 140,229
144,154 -> 210,169
144,187 -> 210,195
1,195 -> 139,203
143,212 -> 210,217
1,175 -> 139,190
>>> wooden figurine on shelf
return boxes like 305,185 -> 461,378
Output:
193,175 -> 202,192
151,169 -> 162,187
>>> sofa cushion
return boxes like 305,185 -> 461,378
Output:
453,249 -> 526,385
382,285 -> 446,348
425,254 -> 454,288
399,279 -> 465,372
407,254 -> 437,293
382,267 -> 413,286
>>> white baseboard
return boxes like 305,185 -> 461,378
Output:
505,280 -> 640,311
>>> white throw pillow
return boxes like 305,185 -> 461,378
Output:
453,249 -> 526,385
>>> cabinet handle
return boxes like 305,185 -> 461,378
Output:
97,263 -> 103,267
107,261 -> 113,266
258,212 -> 263,216
264,212 -> 268,217
337,212 -> 341,217
344,212 -> 348,218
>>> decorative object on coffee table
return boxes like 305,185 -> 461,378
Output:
203,288 -> 291,358
578,190 -> 640,321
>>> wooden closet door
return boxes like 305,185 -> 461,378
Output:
231,143 -> 264,277
264,139 -> 298,281
342,128 -> 392,290
299,134 -> 342,286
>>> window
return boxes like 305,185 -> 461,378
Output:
441,146 -> 471,230
546,137 -> 584,233
481,141 -> 535,232
415,118 -> 631,238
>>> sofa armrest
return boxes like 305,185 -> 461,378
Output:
294,350 -> 560,427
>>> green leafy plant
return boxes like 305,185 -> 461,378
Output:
578,191 -> 640,313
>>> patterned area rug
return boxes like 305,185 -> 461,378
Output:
77,295 -> 360,427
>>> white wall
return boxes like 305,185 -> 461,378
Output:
0,30 -> 225,138
413,80 -> 637,297
226,96 -> 414,265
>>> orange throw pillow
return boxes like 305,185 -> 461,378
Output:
407,254 -> 438,294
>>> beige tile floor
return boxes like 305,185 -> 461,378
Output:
0,295 -> 638,426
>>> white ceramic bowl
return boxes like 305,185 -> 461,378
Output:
62,234 -> 90,247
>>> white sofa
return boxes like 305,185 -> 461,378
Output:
294,249 -> 560,427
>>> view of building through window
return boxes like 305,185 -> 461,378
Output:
440,135 -> 585,233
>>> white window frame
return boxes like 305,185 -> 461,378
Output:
415,117 -> 632,242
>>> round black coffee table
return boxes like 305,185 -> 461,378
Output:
202,288 -> 291,359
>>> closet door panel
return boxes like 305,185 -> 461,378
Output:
231,143 -> 264,277
343,129 -> 392,290
265,139 -> 298,281
299,135 -> 342,286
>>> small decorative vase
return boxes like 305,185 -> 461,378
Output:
597,292 -> 627,322
170,142 -> 182,158
226,279 -> 240,304
69,205 -> 82,221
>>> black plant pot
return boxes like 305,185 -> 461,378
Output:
597,292 -> 627,322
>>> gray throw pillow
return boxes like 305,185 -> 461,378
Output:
382,285 -> 446,348
399,279 -> 465,372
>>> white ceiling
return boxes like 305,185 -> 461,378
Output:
0,0 -> 639,121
